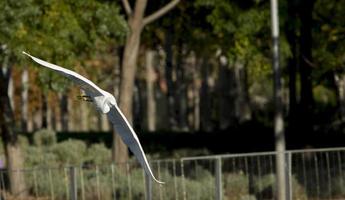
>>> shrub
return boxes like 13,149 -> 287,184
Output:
252,174 -> 307,200
223,172 -> 250,199
49,139 -> 87,165
85,143 -> 111,165
33,129 -> 57,146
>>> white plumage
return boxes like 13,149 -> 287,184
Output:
23,51 -> 164,184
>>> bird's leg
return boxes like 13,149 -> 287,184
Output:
77,95 -> 93,102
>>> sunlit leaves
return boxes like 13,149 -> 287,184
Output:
196,0 -> 273,87
0,0 -> 128,93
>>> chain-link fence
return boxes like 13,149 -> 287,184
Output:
1,147 -> 345,199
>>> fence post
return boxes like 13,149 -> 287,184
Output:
285,152 -> 292,200
49,169 -> 55,200
0,171 -> 4,200
69,166 -> 78,200
181,159 -> 187,200
215,157 -> 222,200
144,172 -> 152,200
111,164 -> 116,200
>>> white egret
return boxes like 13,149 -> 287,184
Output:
23,51 -> 164,184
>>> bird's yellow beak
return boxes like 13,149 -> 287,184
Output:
77,95 -> 93,102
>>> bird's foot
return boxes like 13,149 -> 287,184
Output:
77,95 -> 93,102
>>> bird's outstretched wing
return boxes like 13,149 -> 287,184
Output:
22,51 -> 104,96
107,105 -> 164,184
24,51 -> 163,183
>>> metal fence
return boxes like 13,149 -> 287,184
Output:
1,147 -> 345,200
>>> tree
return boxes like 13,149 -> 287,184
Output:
113,0 -> 180,164
195,0 -> 274,127
145,50 -> 157,131
1,0 -> 126,195
0,54 -> 27,197
0,0 -> 41,196
312,0 -> 345,131
298,0 -> 316,139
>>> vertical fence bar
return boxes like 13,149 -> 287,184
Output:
96,166 -> 101,200
33,168 -> 38,199
126,163 -> 132,200
257,156 -> 262,199
215,157 -> 222,200
1,171 -> 6,200
64,167 -> 70,200
144,171 -> 152,200
49,169 -> 54,200
111,164 -> 116,200
285,152 -> 292,200
172,160 -> 178,200
326,152 -> 331,198
69,166 -> 78,200
181,160 -> 186,200
314,155 -> 320,199
80,167 -> 85,200
193,160 -> 200,199
157,161 -> 162,200
0,171 -> 4,200
337,151 -> 344,193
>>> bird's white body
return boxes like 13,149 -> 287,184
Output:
90,91 -> 117,114
23,51 -> 164,184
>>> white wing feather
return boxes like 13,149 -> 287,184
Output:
22,51 -> 104,96
23,51 -> 164,184
107,106 -> 164,184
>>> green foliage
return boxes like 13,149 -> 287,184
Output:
85,143 -> 111,165
194,0 -> 279,112
332,174 -> 345,196
223,172 -> 249,199
252,174 -> 308,199
50,139 -> 87,165
33,129 -> 57,146
313,85 -> 337,107
0,0 -> 127,94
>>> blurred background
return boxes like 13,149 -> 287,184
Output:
1,0 -> 345,199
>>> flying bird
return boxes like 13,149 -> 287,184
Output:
23,51 -> 164,184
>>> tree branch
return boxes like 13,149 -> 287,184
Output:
122,0 -> 132,16
143,0 -> 180,26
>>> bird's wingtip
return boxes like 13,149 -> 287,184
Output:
22,51 -> 29,56
153,178 -> 165,185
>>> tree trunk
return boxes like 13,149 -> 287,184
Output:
41,93 -> 48,129
334,73 -> 345,122
59,93 -> 69,131
164,27 -> 178,130
0,63 -> 27,198
271,1 -> 287,199
102,114 -> 110,131
286,0 -> 299,139
7,70 -> 14,114
200,57 -> 211,132
175,42 -> 188,131
114,0 -> 180,163
113,0 -> 147,164
218,55 -> 234,129
21,68 -> 29,133
133,80 -> 143,131
47,96 -> 53,130
192,59 -> 201,131
146,50 -> 156,132
298,0 -> 315,138
234,61 -> 251,123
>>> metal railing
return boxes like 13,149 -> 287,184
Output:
1,147 -> 345,199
